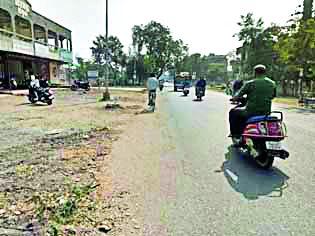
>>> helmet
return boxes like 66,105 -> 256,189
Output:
254,64 -> 266,74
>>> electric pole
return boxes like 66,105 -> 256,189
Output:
103,0 -> 111,100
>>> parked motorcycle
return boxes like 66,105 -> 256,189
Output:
10,77 -> 18,90
71,80 -> 90,91
28,86 -> 54,105
195,86 -> 205,101
0,77 -> 17,90
230,97 -> 289,169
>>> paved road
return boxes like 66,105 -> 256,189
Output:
151,88 -> 315,236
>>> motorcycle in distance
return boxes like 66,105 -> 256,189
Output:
159,79 -> 164,92
230,97 -> 289,169
183,85 -> 190,96
71,80 -> 91,91
148,90 -> 157,112
159,83 -> 164,92
195,86 -> 205,101
28,83 -> 54,105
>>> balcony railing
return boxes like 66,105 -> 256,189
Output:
0,30 -> 73,63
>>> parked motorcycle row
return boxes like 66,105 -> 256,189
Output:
26,78 -> 91,106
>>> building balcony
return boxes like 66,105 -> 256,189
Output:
0,30 -> 73,63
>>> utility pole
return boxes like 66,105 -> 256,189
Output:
103,0 -> 110,100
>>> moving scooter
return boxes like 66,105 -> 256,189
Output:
230,97 -> 289,169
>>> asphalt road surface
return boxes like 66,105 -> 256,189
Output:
147,88 -> 315,236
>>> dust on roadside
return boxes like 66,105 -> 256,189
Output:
0,89 -> 146,235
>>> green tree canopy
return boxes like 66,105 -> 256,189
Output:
132,21 -> 188,78
91,35 -> 126,71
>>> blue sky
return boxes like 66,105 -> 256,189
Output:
29,0 -> 301,59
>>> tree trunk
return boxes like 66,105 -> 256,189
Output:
281,80 -> 287,96
303,0 -> 314,20
157,66 -> 165,79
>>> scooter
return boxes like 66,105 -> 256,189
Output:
71,80 -> 90,91
230,97 -> 289,169
28,86 -> 54,105
195,86 -> 205,101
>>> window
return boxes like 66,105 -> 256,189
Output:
48,30 -> 57,47
0,8 -> 13,33
34,24 -> 47,43
15,15 -> 32,39
68,39 -> 72,52
59,35 -> 67,49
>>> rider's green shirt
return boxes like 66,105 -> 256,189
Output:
235,76 -> 277,115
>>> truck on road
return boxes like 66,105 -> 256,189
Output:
174,72 -> 193,92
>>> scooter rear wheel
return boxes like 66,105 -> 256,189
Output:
256,155 -> 274,169
253,142 -> 274,169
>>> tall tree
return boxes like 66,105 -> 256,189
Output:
303,0 -> 314,20
132,21 -> 188,78
235,13 -> 279,79
274,17 -> 315,95
91,35 -> 126,81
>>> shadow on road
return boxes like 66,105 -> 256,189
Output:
218,146 -> 290,200
16,102 -> 48,107
282,107 -> 315,114
16,102 -> 31,106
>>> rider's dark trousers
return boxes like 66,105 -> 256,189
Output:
148,90 -> 156,106
229,107 -> 249,137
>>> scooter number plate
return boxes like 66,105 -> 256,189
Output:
266,141 -> 282,151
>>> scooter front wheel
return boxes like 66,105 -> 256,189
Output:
70,85 -> 77,91
29,97 -> 37,104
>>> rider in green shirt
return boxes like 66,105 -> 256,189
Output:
229,65 -> 277,138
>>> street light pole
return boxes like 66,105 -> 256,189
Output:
106,0 -> 108,40
103,0 -> 110,100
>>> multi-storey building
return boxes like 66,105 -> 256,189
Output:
0,0 -> 73,88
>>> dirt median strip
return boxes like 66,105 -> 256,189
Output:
0,90 -> 147,235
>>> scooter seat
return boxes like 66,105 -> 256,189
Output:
246,115 -> 279,124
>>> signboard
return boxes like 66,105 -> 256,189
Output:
59,49 -> 73,63
13,38 -> 33,56
48,45 -> 60,60
15,0 -> 31,18
88,71 -> 98,80
35,42 -> 49,58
